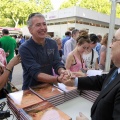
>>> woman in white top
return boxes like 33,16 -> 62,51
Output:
82,34 -> 99,70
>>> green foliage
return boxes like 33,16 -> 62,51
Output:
80,0 -> 111,15
60,0 -> 79,9
0,17 -> 14,27
38,0 -> 53,13
60,0 -> 120,18
0,0 -> 53,27
116,4 -> 120,18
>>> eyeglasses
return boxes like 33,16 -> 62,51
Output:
112,37 -> 120,44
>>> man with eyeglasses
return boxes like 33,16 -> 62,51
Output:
19,13 -> 70,90
112,36 -> 120,44
64,28 -> 120,120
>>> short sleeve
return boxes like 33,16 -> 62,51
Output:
100,45 -> 107,52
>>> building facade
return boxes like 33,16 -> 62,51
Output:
44,6 -> 120,38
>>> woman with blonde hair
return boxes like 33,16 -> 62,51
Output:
52,37 -> 62,57
99,33 -> 108,70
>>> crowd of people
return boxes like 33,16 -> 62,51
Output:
0,12 -> 120,120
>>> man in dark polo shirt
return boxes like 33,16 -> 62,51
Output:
19,13 -> 70,90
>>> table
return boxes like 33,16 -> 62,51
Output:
57,96 -> 93,120
0,96 -> 93,120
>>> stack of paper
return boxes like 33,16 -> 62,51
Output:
87,70 -> 103,76
55,83 -> 80,102
7,90 -> 43,118
81,90 -> 100,102
29,84 -> 64,106
80,70 -> 101,102
20,101 -> 72,120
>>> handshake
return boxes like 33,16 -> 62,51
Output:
57,69 -> 86,87
58,70 -> 89,120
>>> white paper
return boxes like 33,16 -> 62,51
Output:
57,83 -> 69,92
87,70 -> 103,76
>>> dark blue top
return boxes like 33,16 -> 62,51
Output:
20,38 -> 25,44
94,42 -> 101,62
19,37 -> 64,90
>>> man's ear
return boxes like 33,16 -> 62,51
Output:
28,27 -> 32,34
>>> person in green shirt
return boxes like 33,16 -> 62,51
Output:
0,29 -> 17,81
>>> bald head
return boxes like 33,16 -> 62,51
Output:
110,28 -> 120,67
115,28 -> 120,39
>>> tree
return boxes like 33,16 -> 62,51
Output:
116,4 -> 120,18
60,0 -> 120,18
35,0 -> 53,13
80,0 -> 111,15
60,0 -> 79,9
0,0 -> 53,27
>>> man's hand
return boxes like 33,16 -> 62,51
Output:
57,73 -> 75,86
59,69 -> 75,79
76,112 -> 89,120
57,69 -> 76,85
60,69 -> 72,76
72,71 -> 87,77
63,79 -> 75,87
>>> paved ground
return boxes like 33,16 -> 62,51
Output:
11,63 -> 23,90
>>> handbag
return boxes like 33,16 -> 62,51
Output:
0,88 -> 8,99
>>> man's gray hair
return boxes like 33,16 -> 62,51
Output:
72,29 -> 79,35
27,12 -> 45,27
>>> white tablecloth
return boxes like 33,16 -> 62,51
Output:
57,96 -> 93,120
